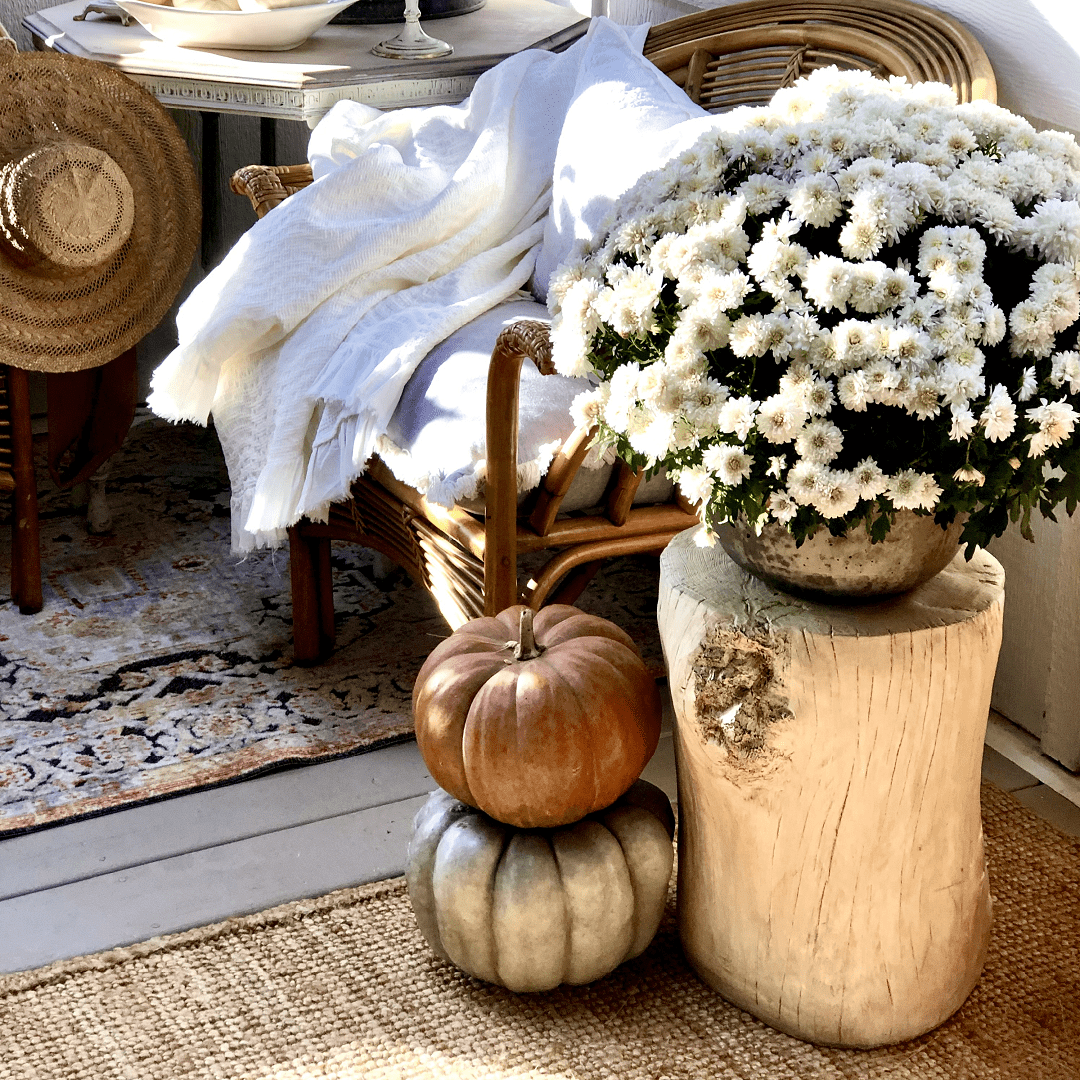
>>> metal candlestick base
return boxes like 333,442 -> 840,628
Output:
372,3 -> 453,58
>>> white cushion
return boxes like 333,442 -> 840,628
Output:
531,19 -> 711,303
376,297 -> 673,513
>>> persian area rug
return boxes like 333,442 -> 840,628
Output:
1,783 -> 1076,1080
0,413 -> 664,836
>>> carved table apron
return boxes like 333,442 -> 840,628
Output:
657,527 -> 1006,1048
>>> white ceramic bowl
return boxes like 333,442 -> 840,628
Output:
114,0 -> 355,50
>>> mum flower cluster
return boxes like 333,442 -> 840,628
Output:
548,67 -> 1080,550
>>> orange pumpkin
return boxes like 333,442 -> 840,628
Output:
412,604 -> 662,829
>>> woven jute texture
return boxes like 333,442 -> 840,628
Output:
1,783 -> 1076,1079
0,51 -> 198,372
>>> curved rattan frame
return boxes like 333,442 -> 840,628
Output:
230,0 -> 997,658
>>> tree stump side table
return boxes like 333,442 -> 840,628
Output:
657,528 -> 1006,1048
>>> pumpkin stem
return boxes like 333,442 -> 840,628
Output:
514,607 -> 543,661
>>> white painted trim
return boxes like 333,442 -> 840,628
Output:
985,711 -> 1080,809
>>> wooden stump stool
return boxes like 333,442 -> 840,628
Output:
657,528 -> 1005,1048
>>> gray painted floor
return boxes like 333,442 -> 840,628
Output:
0,699 -> 1074,976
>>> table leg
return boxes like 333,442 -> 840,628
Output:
260,116 -> 277,166
200,110 -> 221,272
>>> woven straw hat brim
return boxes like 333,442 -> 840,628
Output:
0,51 -> 200,373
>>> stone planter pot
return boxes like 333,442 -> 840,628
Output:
717,511 -> 967,600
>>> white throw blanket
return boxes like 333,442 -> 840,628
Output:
148,19 -> 653,550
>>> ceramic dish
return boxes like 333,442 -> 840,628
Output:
114,0 -> 355,50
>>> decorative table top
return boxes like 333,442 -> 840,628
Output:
24,0 -> 588,122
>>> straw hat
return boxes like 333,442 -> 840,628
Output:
0,41 -> 200,372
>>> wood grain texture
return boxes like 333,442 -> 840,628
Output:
657,529 -> 1005,1047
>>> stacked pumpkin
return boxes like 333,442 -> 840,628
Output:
406,603 -> 674,993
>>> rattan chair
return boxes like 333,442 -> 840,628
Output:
231,0 -> 996,661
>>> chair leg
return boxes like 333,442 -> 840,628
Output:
289,525 -> 333,664
7,367 -> 42,614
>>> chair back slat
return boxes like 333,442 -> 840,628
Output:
643,0 -> 996,105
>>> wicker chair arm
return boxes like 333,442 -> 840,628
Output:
483,318 -> 559,611
230,163 -> 315,219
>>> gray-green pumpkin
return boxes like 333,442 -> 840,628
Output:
406,779 -> 675,993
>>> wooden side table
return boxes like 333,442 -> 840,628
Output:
657,528 -> 1005,1048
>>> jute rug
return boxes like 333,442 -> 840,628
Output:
1,783 -> 1076,1079
0,413 -> 663,836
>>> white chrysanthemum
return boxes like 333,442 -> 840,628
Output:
548,259 -> 599,308
938,360 -> 986,407
787,458 -> 824,505
1037,280 -> 1080,334
636,361 -> 680,410
804,377 -> 836,416
628,411 -> 677,463
812,468 -> 860,518
837,369 -> 870,412
887,326 -> 933,365
980,306 -> 1008,346
766,490 -> 799,523
729,314 -> 776,358
550,315 -> 593,377
1020,199 -> 1080,262
675,306 -> 732,354
852,457 -> 887,499
953,465 -> 986,486
756,393 -> 807,443
838,214 -> 887,260
1026,397 -> 1080,456
677,268 -> 752,314
887,469 -> 942,511
847,262 -> 890,313
593,265 -> 664,336
603,363 -> 641,433
1018,366 -> 1039,402
570,384 -> 609,431
683,377 -> 730,432
795,419 -> 844,464
832,319 -> 874,366
949,404 -> 978,441
1009,299 -> 1057,359
738,173 -> 788,215
905,376 -> 941,419
981,384 -> 1018,441
788,175 -> 843,227
1050,350 -> 1080,393
801,254 -> 852,312
718,395 -> 759,441
704,443 -> 754,486
676,465 -> 713,506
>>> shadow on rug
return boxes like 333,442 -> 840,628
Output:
0,413 -> 663,836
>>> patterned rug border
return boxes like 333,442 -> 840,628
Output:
0,729 -> 418,841
0,415 -> 665,837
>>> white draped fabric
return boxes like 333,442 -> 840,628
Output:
148,18 -> 653,550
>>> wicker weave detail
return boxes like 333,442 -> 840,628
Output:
492,319 -> 554,374
0,144 -> 134,273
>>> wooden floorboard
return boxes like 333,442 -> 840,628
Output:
0,741 -> 435,901
0,792 -> 430,975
